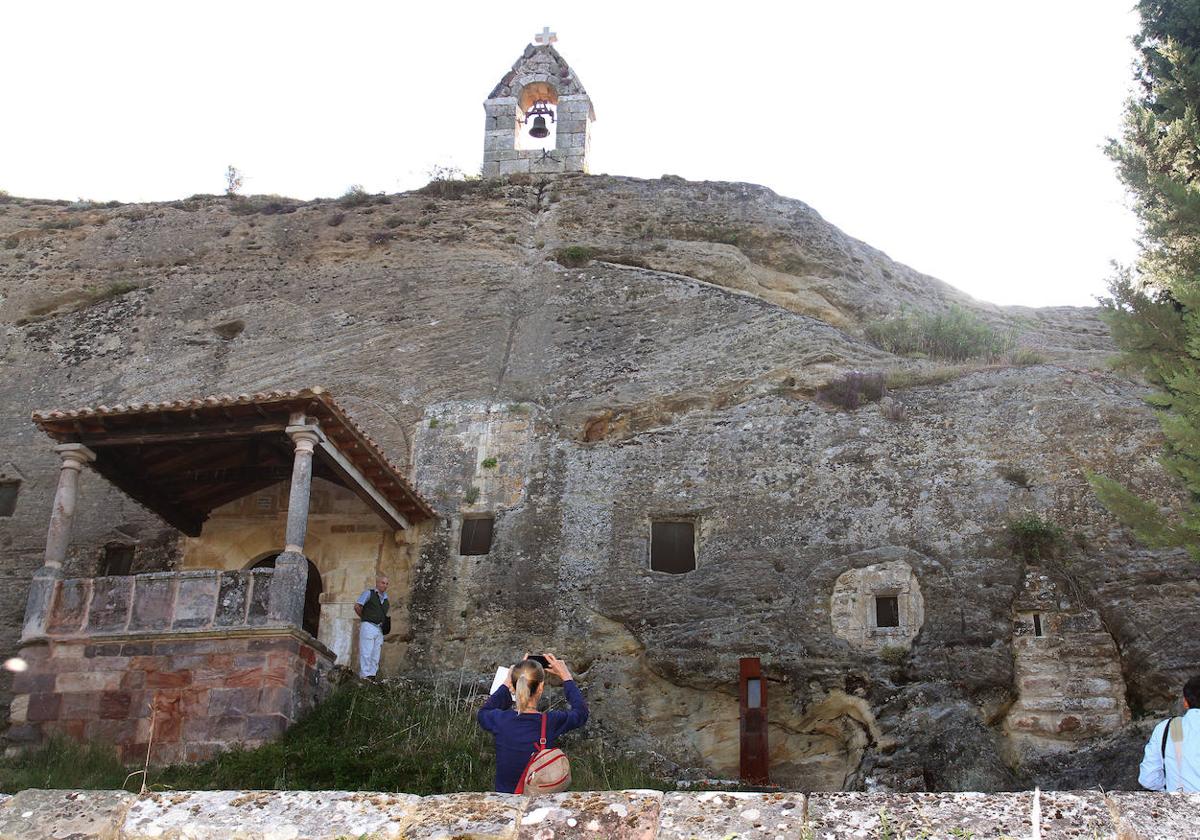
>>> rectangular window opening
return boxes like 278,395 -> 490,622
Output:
1033,613 -> 1043,637
0,481 -> 18,517
460,516 -> 495,556
746,678 -> 762,709
100,544 -> 134,577
650,520 -> 696,574
875,595 -> 900,628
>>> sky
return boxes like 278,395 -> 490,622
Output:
1,1 -> 1142,308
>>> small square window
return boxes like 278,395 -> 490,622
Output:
460,516 -> 494,556
0,481 -> 18,517
100,544 -> 134,577
875,596 -> 900,628
651,521 -> 696,574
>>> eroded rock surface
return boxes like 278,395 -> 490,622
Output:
0,175 -> 1190,789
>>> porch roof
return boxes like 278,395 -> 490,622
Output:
31,387 -> 436,537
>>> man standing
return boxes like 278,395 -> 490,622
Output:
1140,676 -> 1200,792
354,574 -> 390,680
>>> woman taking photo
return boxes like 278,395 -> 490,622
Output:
477,653 -> 588,793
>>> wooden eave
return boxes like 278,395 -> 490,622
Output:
31,388 -> 436,537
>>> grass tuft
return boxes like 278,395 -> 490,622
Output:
0,680 -> 667,794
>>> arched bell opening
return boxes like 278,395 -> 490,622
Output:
516,82 -> 559,151
249,552 -> 323,638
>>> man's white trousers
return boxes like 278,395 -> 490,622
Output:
359,621 -> 383,677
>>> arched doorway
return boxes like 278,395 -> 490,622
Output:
250,554 -> 323,638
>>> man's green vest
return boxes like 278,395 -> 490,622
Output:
361,590 -> 389,625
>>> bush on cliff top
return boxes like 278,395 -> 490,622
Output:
866,306 -> 1016,363
0,679 -> 666,794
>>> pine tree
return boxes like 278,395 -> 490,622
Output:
1092,1 -> 1200,558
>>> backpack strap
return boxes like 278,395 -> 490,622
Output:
1170,716 -> 1186,791
1162,717 -> 1172,761
513,714 -> 549,795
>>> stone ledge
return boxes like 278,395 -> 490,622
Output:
1,788 -> 1198,839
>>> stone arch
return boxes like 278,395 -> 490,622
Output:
248,552 -> 323,639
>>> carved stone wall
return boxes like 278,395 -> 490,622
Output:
830,558 -> 925,651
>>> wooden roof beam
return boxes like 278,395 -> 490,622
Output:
315,440 -> 411,531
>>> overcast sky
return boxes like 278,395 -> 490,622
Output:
1,1 -> 1141,308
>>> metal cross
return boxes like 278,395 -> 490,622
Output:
534,26 -> 557,46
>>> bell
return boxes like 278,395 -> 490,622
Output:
528,115 -> 550,139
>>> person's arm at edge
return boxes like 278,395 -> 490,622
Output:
477,684 -> 514,732
354,590 -> 369,619
545,654 -> 588,733
1139,719 -> 1169,791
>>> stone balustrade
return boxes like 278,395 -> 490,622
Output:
0,787 -> 1197,839
41,569 -> 279,638
10,568 -> 335,764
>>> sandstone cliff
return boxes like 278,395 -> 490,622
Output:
0,175 -> 1192,790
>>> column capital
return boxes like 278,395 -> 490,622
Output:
54,443 -> 96,469
285,424 -> 324,454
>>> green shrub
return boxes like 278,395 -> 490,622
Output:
866,306 -> 1016,362
463,486 -> 480,505
1006,514 -> 1065,561
879,645 -> 908,666
481,457 -> 498,469
339,185 -> 371,208
555,245 -> 596,267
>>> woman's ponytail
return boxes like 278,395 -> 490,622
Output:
511,659 -> 545,712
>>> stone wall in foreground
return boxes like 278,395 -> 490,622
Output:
0,787 -> 1197,839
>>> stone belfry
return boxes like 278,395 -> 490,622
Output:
482,27 -> 595,177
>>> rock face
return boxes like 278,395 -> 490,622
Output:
0,175 -> 1194,790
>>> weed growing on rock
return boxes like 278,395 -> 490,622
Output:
1005,514 -> 1065,562
428,418 -> 439,428
555,245 -> 596,267
817,371 -> 887,410
481,457 -> 498,469
879,645 -> 908,666
1009,347 -> 1046,366
879,397 -> 906,422
998,465 -> 1031,488
463,486 -> 480,505
866,307 -> 1016,363
38,218 -> 84,231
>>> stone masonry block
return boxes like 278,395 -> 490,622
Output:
86,576 -> 133,632
1107,791 -> 1200,839
517,790 -> 663,839
0,789 -> 135,840
402,792 -> 522,840
47,578 -> 91,634
248,570 -> 272,624
56,670 -> 121,693
130,574 -> 175,631
807,792 -> 1035,838
658,791 -> 807,839
7,694 -> 28,723
121,790 -> 420,840
214,571 -> 249,626
498,158 -> 531,175
173,572 -> 219,629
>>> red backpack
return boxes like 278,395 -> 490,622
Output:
513,713 -> 571,795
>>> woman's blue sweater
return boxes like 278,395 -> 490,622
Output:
477,679 -> 589,793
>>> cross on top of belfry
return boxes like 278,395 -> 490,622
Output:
534,26 -> 557,46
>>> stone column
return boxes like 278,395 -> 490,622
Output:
22,444 -> 96,640
268,423 -> 322,629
